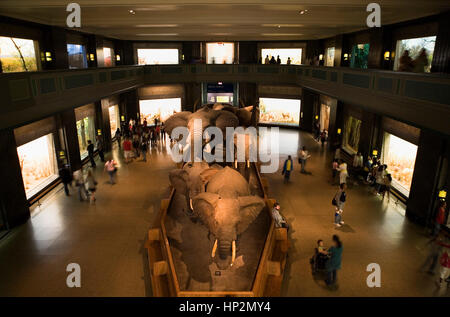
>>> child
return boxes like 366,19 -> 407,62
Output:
317,239 -> 327,254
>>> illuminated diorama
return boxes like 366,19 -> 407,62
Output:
139,98 -> 182,125
382,133 -> 418,196
394,36 -> 436,72
343,116 -> 361,154
206,42 -> 234,64
17,134 -> 58,199
0,36 -> 38,73
137,48 -> 179,65
103,47 -> 114,67
146,104 -> 288,296
77,116 -> 96,159
67,44 -> 87,69
259,97 -> 300,126
261,48 -> 302,65
108,105 -> 120,138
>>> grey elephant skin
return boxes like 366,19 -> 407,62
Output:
192,166 -> 266,262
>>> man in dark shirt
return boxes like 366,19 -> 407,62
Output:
87,140 -> 96,168
58,164 -> 72,196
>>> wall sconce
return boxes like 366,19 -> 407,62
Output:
343,53 -> 349,61
301,112 -> 303,118
315,115 -> 319,120
89,53 -> 95,61
45,52 -> 52,62
372,149 -> 378,156
97,129 -> 102,136
319,54 -> 324,61
391,51 -> 395,59
182,54 -> 185,61
383,51 -> 390,61
439,190 -> 447,199
116,54 -> 121,62
121,115 -> 125,122
40,52 -> 45,62
337,128 -> 342,134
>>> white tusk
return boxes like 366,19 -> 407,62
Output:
189,198 -> 193,210
247,159 -> 250,168
231,240 -> 236,266
234,159 -> 237,169
212,239 -> 218,258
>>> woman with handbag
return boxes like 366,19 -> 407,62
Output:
333,183 -> 347,227
104,159 -> 118,185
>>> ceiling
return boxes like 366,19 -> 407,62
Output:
0,0 -> 449,41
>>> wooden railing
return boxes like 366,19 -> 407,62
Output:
145,162 -> 289,297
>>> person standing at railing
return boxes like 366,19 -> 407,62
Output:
287,57 -> 292,65
276,55 -> 281,65
264,55 -> 270,64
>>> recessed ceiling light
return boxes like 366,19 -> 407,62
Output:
129,9 -> 136,15
299,9 -> 308,15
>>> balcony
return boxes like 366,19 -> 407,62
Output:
1,64 -> 449,134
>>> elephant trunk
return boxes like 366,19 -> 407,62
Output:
218,239 -> 231,260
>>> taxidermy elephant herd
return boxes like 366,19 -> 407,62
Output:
165,103 -> 266,267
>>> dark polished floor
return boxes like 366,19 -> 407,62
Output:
0,129 -> 448,297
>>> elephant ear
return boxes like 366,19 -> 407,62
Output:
199,166 -> 221,185
237,196 -> 265,234
169,169 -> 189,195
215,111 -> 239,134
164,111 -> 192,136
192,192 -> 220,235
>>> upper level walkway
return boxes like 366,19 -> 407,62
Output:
1,64 -> 450,135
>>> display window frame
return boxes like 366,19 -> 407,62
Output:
258,97 -> 301,127
381,132 -> 418,198
206,42 -> 235,64
17,133 -> 59,200
260,48 -> 303,65
342,116 -> 361,154
137,48 -> 179,65
139,97 -> 182,126
325,47 -> 335,67
108,105 -> 120,138
76,116 -> 96,160
103,47 -> 115,67
67,43 -> 88,69
393,35 -> 436,73
0,36 -> 41,73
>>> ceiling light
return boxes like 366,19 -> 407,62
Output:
299,9 -> 308,15
129,9 -> 136,15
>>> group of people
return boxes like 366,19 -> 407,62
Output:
263,55 -> 292,65
58,157 -> 117,204
115,119 -> 166,164
398,49 -> 430,73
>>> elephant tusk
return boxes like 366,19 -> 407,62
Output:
234,159 -> 237,169
247,159 -> 250,168
231,240 -> 236,266
212,239 -> 218,258
189,198 -> 193,210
